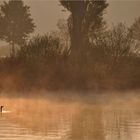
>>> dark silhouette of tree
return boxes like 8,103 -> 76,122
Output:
91,23 -> 136,71
0,0 -> 35,56
57,19 -> 70,50
18,35 -> 61,61
130,17 -> 140,41
60,0 -> 108,61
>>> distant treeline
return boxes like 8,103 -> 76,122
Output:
0,23 -> 139,92
0,0 -> 140,93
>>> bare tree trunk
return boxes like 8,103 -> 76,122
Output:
70,13 -> 82,62
69,1 -> 86,64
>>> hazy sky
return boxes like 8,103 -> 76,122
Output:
25,0 -> 69,35
24,0 -> 140,35
0,0 -> 140,46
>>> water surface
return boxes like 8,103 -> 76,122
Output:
1,98 -> 140,140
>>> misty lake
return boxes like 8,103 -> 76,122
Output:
0,95 -> 140,140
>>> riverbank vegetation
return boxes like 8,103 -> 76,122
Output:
0,0 -> 139,94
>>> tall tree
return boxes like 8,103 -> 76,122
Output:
60,0 -> 108,61
0,0 -> 35,56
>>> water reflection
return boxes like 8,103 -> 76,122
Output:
0,117 -> 45,140
104,108 -> 140,140
69,106 -> 105,140
1,102 -> 140,140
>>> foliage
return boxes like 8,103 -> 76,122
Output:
60,0 -> 108,60
18,35 -> 61,60
0,2 -> 139,91
0,0 -> 35,56
130,17 -> 140,41
57,19 -> 70,50
91,24 -> 135,66
87,23 -> 140,89
14,35 -> 63,89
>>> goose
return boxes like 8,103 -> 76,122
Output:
0,106 -> 11,114
0,106 -> 4,114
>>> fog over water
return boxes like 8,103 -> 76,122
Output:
0,0 -> 140,139
0,92 -> 140,140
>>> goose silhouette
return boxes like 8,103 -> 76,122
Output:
0,106 -> 4,113
0,106 -> 11,114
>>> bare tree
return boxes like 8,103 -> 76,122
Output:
91,23 -> 136,70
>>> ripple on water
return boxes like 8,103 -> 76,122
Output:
0,117 -> 61,140
0,115 -> 71,140
2,106 -> 140,140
